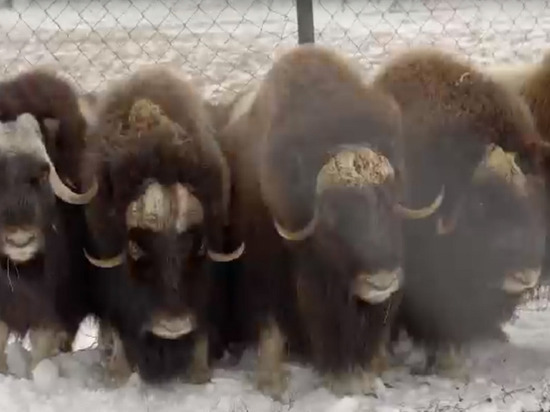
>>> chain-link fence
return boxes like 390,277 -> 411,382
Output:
2,0 -> 550,103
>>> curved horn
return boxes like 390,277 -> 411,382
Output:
13,113 -> 99,205
83,248 -> 125,268
207,242 -> 246,262
394,186 -> 445,220
273,210 -> 318,242
49,165 -> 98,205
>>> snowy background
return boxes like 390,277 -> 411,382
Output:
2,0 -> 550,410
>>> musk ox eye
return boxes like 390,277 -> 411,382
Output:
198,240 -> 206,256
128,240 -> 145,260
30,163 -> 50,187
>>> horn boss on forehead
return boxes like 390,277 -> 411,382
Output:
125,181 -> 204,233
473,144 -> 527,194
274,147 -> 395,241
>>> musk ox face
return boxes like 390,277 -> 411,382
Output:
0,151 -> 52,263
274,147 -> 414,304
87,179 -> 208,340
314,183 -> 404,304
441,145 -> 545,296
0,114 -> 96,263
125,180 -> 205,339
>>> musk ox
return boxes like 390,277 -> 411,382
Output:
0,68 -> 98,374
372,47 -> 546,376
392,145 -> 545,376
485,56 -> 550,276
80,65 -> 243,384
215,44 -> 443,397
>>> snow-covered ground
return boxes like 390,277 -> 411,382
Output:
1,296 -> 550,412
2,0 -> 550,410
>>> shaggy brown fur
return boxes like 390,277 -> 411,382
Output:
0,68 -> 89,190
216,44 -> 406,398
82,65 -> 235,383
373,47 -> 543,224
486,55 -> 550,281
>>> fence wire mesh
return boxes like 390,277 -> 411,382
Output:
2,0 -> 550,312
2,0 -> 550,103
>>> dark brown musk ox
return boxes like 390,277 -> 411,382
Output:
79,65 -> 244,385
0,68 -> 98,375
390,145 -> 546,377
371,47 -> 547,377
214,44 -> 445,398
485,55 -> 550,277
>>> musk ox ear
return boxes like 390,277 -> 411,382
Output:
78,92 -> 100,129
43,117 -> 60,139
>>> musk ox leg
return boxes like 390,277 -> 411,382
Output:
55,330 -> 74,353
97,321 -> 115,356
370,342 -> 390,376
187,333 -> 211,384
256,320 -> 288,399
106,330 -> 133,385
415,344 -> 468,380
324,370 -> 378,396
0,321 -> 9,373
29,328 -> 60,371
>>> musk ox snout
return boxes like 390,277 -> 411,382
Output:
352,267 -> 404,304
1,226 -> 43,263
502,268 -> 541,294
146,311 -> 197,339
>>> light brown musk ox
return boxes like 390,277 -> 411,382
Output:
214,44 -> 444,398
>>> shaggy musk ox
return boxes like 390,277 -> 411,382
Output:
80,65 -> 243,384
372,47 -> 546,376
215,44 -> 444,397
0,69 -> 97,374
485,56 -> 550,277
392,146 -> 545,376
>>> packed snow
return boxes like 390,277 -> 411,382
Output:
1,297 -> 550,412
2,0 -> 550,410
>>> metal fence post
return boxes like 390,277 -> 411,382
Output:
296,0 -> 315,44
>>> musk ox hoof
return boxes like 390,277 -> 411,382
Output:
256,368 -> 289,400
413,346 -> 468,381
489,328 -> 510,343
55,331 -> 74,353
187,365 -> 212,385
106,363 -> 133,387
370,348 -> 391,376
105,350 -> 133,387
324,371 -> 378,396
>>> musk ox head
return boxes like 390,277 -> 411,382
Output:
84,98 -> 242,339
0,114 -> 96,263
438,144 -> 545,296
271,146 -> 443,305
